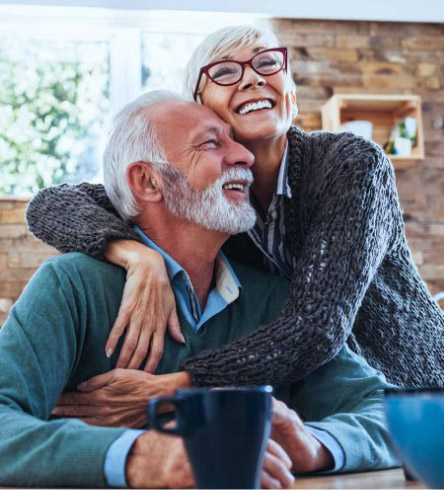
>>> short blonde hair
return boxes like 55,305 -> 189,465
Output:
184,25 -> 295,103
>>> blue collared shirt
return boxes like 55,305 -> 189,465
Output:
104,227 -> 344,487
134,226 -> 242,330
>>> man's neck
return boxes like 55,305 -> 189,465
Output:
245,135 -> 287,213
138,219 -> 228,311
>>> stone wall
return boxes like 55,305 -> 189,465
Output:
0,198 -> 57,326
1,18 -> 444,326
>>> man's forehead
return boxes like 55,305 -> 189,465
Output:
148,100 -> 231,141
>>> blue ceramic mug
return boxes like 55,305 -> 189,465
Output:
147,386 -> 273,489
385,388 -> 444,488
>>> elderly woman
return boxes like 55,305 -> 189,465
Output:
27,25 -> 444,392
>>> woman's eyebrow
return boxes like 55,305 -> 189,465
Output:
220,46 -> 266,61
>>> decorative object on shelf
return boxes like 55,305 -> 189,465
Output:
384,117 -> 417,157
340,120 -> 373,140
321,94 -> 424,169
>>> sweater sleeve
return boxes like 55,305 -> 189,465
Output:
26,183 -> 142,259
183,143 -> 398,386
298,346 -> 399,472
0,261 -> 126,487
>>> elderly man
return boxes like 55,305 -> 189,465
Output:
0,91 -> 398,488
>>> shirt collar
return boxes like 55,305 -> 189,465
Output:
134,226 -> 242,304
275,143 -> 292,199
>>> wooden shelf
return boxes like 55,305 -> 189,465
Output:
321,94 -> 425,169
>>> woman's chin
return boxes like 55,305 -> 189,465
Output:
234,123 -> 289,146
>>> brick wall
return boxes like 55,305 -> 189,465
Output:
0,198 -> 57,326
271,18 -> 444,302
1,19 -> 444,325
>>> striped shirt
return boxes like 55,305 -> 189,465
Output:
248,144 -> 295,279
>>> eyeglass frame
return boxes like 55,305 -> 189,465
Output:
193,47 -> 288,101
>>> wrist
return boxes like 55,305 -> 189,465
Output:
105,240 -> 161,271
163,371 -> 193,396
307,439 -> 334,473
126,432 -> 161,488
174,371 -> 193,390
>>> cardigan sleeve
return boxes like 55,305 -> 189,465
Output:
26,183 -> 142,259
182,143 -> 399,386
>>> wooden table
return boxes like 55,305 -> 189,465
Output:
0,469 -> 426,489
292,468 -> 425,489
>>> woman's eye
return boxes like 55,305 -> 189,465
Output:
257,58 -> 278,68
212,67 -> 236,79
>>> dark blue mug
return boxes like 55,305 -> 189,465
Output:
147,386 -> 273,489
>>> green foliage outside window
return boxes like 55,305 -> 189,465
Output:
0,40 -> 109,196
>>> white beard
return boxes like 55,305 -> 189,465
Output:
160,166 -> 256,234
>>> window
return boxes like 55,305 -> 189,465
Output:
0,5 -> 264,196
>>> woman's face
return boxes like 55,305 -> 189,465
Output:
200,44 -> 296,146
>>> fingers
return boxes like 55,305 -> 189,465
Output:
127,326 -> 152,370
167,308 -> 185,344
105,306 -> 130,359
144,331 -> 165,373
52,403 -> 108,417
261,470 -> 285,489
77,370 -> 117,392
116,320 -> 142,369
262,441 -> 294,489
267,439 -> 292,469
57,391 -> 97,405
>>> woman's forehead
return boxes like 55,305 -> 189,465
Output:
217,44 -> 269,62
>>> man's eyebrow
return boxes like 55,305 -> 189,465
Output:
190,126 -> 220,144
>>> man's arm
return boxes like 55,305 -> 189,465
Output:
291,345 -> 400,473
0,260 -> 126,487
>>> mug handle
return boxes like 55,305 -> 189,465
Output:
147,395 -> 186,436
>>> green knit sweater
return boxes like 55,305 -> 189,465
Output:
0,253 -> 398,487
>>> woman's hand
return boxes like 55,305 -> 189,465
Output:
51,369 -> 192,428
104,240 -> 185,372
271,398 -> 333,473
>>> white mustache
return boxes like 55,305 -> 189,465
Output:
218,168 -> 254,189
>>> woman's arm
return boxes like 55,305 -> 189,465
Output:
182,144 -> 399,387
26,183 -> 183,371
26,182 -> 142,258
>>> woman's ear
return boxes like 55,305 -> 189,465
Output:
127,162 -> 163,204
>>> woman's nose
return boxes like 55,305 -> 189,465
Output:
238,66 -> 266,92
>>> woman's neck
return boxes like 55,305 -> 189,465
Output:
246,135 -> 288,214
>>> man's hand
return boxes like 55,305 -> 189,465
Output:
271,398 -> 334,473
126,431 -> 195,489
262,439 -> 295,489
127,432 -> 294,489
52,369 -> 191,428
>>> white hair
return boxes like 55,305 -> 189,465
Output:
103,90 -> 182,222
184,24 -> 295,104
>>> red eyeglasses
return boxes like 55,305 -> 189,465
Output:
193,47 -> 288,101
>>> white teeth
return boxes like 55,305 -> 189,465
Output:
238,99 -> 272,115
223,183 -> 245,191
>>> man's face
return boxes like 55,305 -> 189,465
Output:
151,101 -> 257,234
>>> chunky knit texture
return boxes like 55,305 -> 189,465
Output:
26,127 -> 444,388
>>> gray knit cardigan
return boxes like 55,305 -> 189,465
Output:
26,126 -> 444,388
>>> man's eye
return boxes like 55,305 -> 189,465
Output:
202,139 -> 219,147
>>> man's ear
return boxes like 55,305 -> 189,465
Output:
126,162 -> 163,204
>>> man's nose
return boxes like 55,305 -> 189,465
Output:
224,142 -> 254,169
239,65 -> 266,92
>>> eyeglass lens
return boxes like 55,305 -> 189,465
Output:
207,50 -> 284,85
